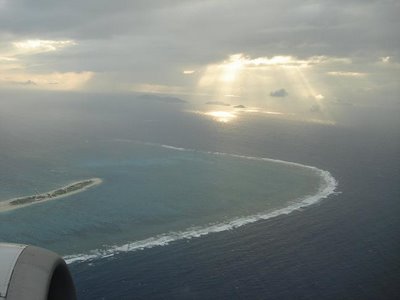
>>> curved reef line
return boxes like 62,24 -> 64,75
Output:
0,178 -> 102,213
64,142 -> 338,264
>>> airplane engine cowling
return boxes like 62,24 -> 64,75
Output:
0,243 -> 76,300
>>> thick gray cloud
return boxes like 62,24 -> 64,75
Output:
0,0 -> 399,108
2,0 -> 399,60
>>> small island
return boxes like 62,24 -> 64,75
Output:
0,178 -> 102,213
205,101 -> 231,107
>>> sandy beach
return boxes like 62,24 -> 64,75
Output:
0,178 -> 103,213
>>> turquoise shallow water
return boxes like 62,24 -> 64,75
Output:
0,140 -> 330,260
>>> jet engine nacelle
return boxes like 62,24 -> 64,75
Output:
0,243 -> 76,300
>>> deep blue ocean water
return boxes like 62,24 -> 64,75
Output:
0,93 -> 399,299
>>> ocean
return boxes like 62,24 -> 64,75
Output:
0,92 -> 399,299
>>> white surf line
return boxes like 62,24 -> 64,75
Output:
64,142 -> 338,264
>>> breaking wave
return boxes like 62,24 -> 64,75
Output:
64,142 -> 338,264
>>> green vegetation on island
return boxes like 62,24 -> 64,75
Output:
8,179 -> 101,207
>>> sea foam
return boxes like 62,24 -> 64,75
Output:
64,142 -> 338,265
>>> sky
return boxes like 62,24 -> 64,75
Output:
0,0 -> 399,123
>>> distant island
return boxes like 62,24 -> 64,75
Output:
233,105 -> 246,108
205,101 -> 231,106
0,178 -> 102,213
137,94 -> 187,104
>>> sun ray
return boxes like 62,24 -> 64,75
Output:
194,53 -> 337,125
